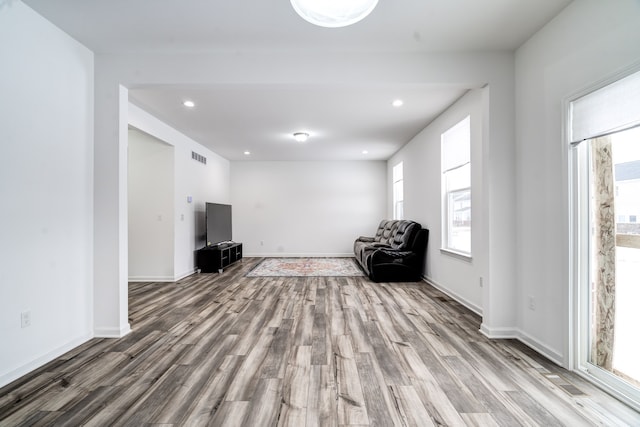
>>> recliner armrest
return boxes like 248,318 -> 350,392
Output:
356,236 -> 375,243
372,249 -> 415,262
380,249 -> 413,257
368,248 -> 421,282
370,243 -> 390,248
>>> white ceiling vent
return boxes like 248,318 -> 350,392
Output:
192,151 -> 207,165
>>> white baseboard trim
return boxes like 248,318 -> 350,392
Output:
423,276 -> 483,316
479,324 -> 564,366
94,323 -> 131,339
0,332 -> 93,389
421,279 -> 564,367
244,253 -> 354,258
479,324 -> 519,339
128,275 -> 175,283
174,269 -> 196,281
515,328 -> 564,366
128,269 -> 196,283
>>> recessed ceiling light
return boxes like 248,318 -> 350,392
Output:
183,100 -> 195,108
362,150 -> 369,154
392,99 -> 404,107
243,151 -> 251,156
293,132 -> 309,143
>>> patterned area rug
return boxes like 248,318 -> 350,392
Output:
247,258 -> 364,277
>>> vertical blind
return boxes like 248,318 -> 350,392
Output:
570,70 -> 640,144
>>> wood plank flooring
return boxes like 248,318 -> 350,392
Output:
1,258 -> 640,426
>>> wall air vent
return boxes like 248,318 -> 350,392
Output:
192,151 -> 207,165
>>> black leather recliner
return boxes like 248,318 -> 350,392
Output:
354,220 -> 429,282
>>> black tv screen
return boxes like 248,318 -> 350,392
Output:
205,203 -> 232,246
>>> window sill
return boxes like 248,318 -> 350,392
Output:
440,248 -> 472,262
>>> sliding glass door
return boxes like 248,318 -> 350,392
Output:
576,128 -> 640,396
571,70 -> 640,409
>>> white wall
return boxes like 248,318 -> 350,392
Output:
0,2 -> 94,387
231,161 -> 386,256
128,128 -> 175,281
389,89 -> 486,314
128,103 -> 231,280
515,0 -> 640,365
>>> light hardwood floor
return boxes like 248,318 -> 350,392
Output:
1,258 -> 639,426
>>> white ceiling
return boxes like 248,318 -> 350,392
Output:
128,84 -> 469,161
23,0 -> 572,161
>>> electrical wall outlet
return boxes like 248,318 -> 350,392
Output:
528,296 -> 536,311
21,311 -> 31,328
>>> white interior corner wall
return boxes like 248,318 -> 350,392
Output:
389,89 -> 486,315
515,0 -> 640,366
128,103 -> 231,281
93,81 -> 130,338
0,3 -> 94,387
128,128 -> 175,282
231,161 -> 386,257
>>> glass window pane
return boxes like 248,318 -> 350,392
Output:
395,201 -> 403,220
393,162 -> 403,183
393,161 -> 403,219
441,116 -> 471,255
447,188 -> 471,253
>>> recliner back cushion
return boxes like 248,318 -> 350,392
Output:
373,219 -> 419,249
390,221 -> 419,250
374,220 -> 398,246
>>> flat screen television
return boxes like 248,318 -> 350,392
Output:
205,202 -> 232,247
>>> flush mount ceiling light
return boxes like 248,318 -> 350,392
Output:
290,0 -> 379,28
183,100 -> 195,108
392,99 -> 404,107
293,132 -> 310,142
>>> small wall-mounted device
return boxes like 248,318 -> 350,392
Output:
187,196 -> 193,203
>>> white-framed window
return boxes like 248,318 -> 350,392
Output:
441,116 -> 471,256
393,162 -> 404,220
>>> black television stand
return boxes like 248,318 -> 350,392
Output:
196,242 -> 243,273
